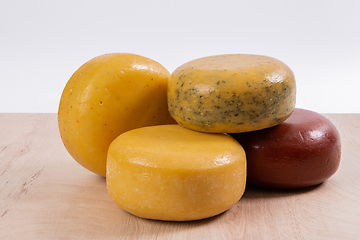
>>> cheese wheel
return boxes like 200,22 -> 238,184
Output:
58,53 -> 176,176
168,54 -> 296,133
106,125 -> 247,221
231,108 -> 341,189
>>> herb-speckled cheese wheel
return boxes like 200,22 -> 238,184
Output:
106,125 -> 246,221
168,54 -> 296,133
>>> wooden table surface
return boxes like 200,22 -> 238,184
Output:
1,113 -> 359,240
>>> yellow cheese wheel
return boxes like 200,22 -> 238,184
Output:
106,125 -> 246,221
58,53 -> 176,176
168,54 -> 296,133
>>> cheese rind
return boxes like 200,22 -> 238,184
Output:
168,54 -> 296,133
231,108 -> 341,189
106,125 -> 246,221
58,53 -> 175,176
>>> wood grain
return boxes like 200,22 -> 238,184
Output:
1,113 -> 359,240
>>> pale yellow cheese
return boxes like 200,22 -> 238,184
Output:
168,54 -> 296,133
106,124 -> 246,221
58,53 -> 176,177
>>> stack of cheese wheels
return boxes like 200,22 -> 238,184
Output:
60,53 -> 341,222
107,54 -> 297,221
165,54 -> 340,190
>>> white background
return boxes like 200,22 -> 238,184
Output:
1,0 -> 359,113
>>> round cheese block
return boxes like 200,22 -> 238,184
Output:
231,108 -> 341,189
168,54 -> 296,133
58,53 -> 176,177
106,125 -> 247,221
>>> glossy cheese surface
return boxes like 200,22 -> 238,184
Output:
106,124 -> 247,221
168,54 -> 296,133
58,53 -> 176,176
231,108 -> 341,189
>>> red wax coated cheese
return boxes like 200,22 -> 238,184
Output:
231,108 -> 341,189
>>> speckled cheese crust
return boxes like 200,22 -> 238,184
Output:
106,125 -> 247,221
58,53 -> 176,176
168,54 -> 296,133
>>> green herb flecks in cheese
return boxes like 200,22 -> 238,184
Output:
168,54 -> 296,133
